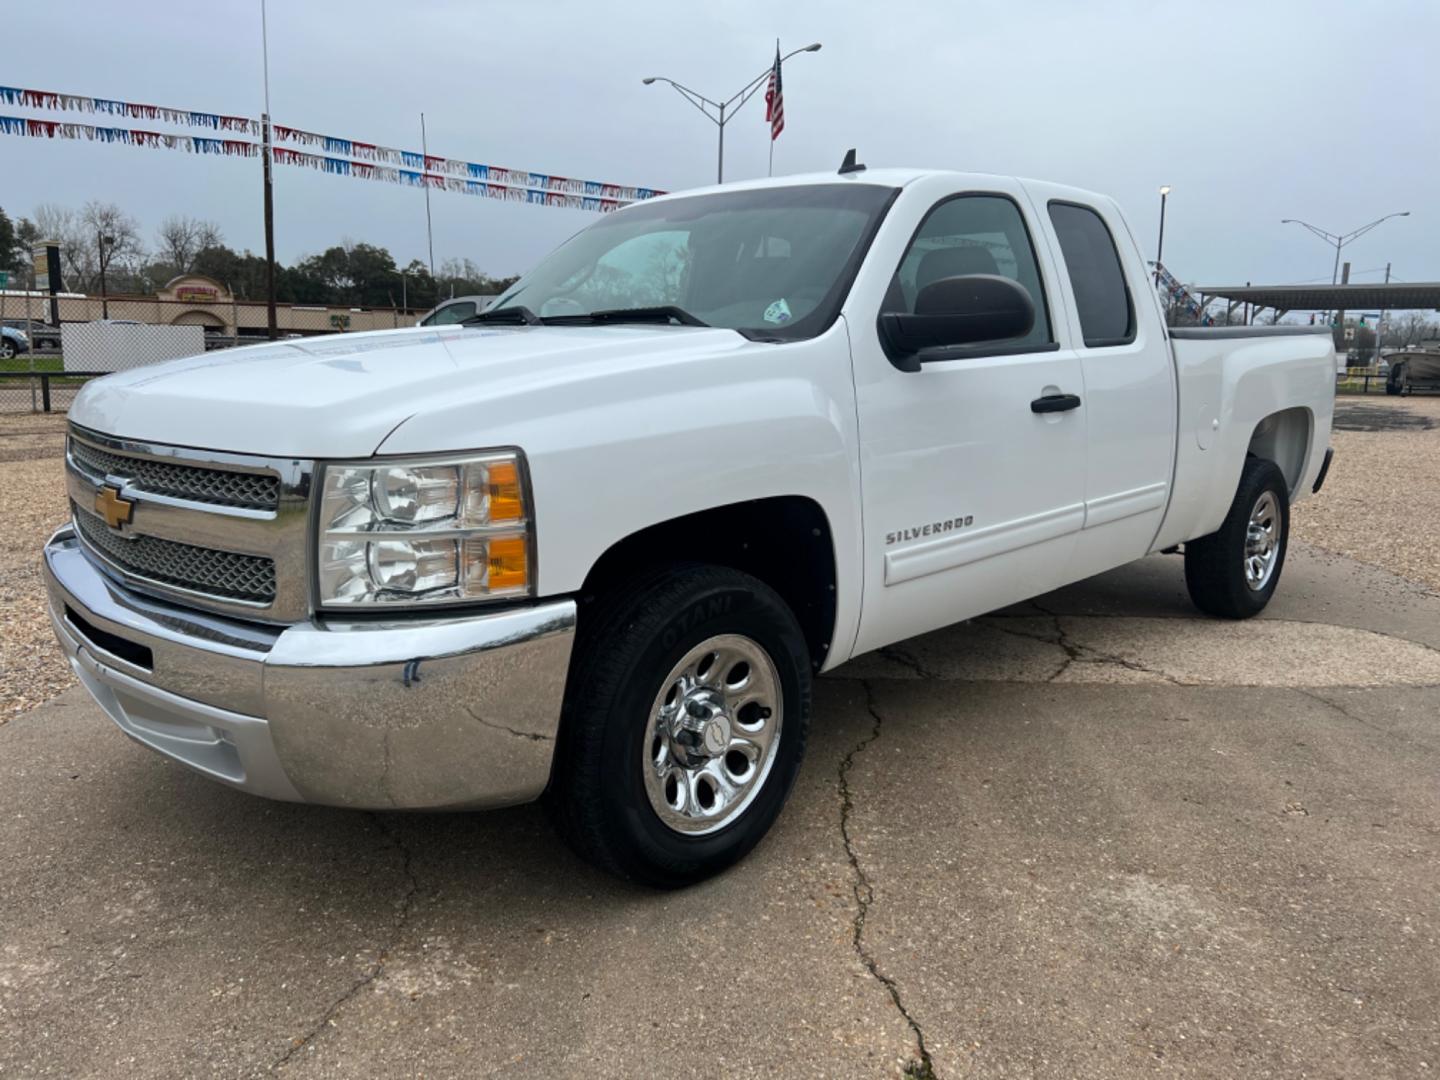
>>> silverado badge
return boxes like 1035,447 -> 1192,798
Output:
94,484 -> 135,531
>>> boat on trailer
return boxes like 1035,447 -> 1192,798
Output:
1384,341 -> 1440,395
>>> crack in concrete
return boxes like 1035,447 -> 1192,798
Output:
878,644 -> 943,681
987,611 -> 1192,687
272,815 -> 419,1071
838,680 -> 937,1080
1290,687 -> 1428,750
464,705 -> 552,742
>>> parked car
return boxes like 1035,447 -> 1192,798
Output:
416,295 -> 494,326
0,325 -> 29,360
3,320 -> 62,350
44,165 -> 1335,887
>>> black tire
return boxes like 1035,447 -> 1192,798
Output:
0,340 -> 15,361
1184,457 -> 1290,619
546,564 -> 811,888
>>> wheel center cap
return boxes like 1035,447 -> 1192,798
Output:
702,716 -> 731,756
676,688 -> 731,762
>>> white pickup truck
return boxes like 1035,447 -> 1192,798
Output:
44,163 -> 1335,886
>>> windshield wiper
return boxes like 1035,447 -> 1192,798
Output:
462,305 -> 541,326
540,305 -> 709,328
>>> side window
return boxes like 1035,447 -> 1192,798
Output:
428,301 -> 477,326
1047,202 -> 1135,347
883,194 -> 1052,348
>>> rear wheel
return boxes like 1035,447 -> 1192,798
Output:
547,564 -> 810,888
1184,457 -> 1290,619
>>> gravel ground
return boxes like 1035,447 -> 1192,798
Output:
0,413 -> 72,720
1,393 -> 1435,721
1292,394 -> 1440,594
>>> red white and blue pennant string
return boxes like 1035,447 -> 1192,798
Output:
0,84 -> 663,210
0,86 -> 259,134
0,115 -> 256,155
0,116 -> 637,211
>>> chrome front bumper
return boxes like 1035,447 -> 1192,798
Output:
42,526 -> 576,809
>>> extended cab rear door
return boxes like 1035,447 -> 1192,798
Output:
1023,184 -> 1176,579
843,175 -> 1088,654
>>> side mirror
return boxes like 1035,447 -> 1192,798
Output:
878,274 -> 1036,371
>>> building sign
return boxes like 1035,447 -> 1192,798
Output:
174,284 -> 221,303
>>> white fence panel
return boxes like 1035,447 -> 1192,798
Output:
62,323 -> 206,372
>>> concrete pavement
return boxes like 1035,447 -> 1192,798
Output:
2,543 -> 1438,1078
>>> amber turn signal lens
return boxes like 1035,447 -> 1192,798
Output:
487,460 -> 524,523
486,535 -> 528,590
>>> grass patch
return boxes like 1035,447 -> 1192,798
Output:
0,356 -> 64,373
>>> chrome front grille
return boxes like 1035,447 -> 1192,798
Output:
70,438 -> 280,510
66,424 -> 314,622
73,502 -> 277,604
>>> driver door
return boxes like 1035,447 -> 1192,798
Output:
848,185 -> 1088,654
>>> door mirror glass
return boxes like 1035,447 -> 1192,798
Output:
879,274 -> 1036,367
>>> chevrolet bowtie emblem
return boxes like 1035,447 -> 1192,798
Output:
94,484 -> 135,530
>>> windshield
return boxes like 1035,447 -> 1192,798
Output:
492,183 -> 897,340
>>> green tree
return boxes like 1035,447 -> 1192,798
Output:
0,207 -> 16,276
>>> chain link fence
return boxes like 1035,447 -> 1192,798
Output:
0,293 -> 424,415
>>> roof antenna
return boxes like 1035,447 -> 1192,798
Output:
838,148 -> 866,175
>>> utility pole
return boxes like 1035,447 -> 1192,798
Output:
96,231 -> 113,319
260,0 -> 278,339
420,113 -> 436,281
1375,262 -> 1391,365
1335,261 -> 1351,357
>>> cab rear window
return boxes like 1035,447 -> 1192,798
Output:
1047,202 -> 1135,348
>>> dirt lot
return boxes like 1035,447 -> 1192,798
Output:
0,412 -> 71,719
1291,394 -> 1440,592
1,394 -> 1437,721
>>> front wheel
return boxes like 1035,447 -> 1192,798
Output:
0,339 -> 15,361
547,564 -> 810,888
1184,457 -> 1290,619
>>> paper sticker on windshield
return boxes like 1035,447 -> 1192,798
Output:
763,298 -> 792,325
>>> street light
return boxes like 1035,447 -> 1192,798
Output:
1155,185 -> 1171,287
1282,211 -> 1409,328
642,42 -> 822,184
1281,211 -> 1410,286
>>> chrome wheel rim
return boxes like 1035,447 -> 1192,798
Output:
1244,490 -> 1282,591
642,633 -> 783,836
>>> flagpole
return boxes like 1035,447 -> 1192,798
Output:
259,0 -> 278,340
768,39 -> 778,176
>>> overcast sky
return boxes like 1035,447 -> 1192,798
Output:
3,0 -> 1437,290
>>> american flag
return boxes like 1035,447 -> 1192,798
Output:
764,46 -> 784,141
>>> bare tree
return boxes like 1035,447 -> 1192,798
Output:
32,201 -> 143,293
32,203 -> 87,289
154,215 -> 223,275
81,201 -> 144,294
1389,310 -> 1438,348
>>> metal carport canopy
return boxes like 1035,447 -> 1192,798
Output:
1191,283 -> 1440,311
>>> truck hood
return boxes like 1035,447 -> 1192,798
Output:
69,324 -> 754,457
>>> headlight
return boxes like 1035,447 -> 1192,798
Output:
316,451 -> 532,607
